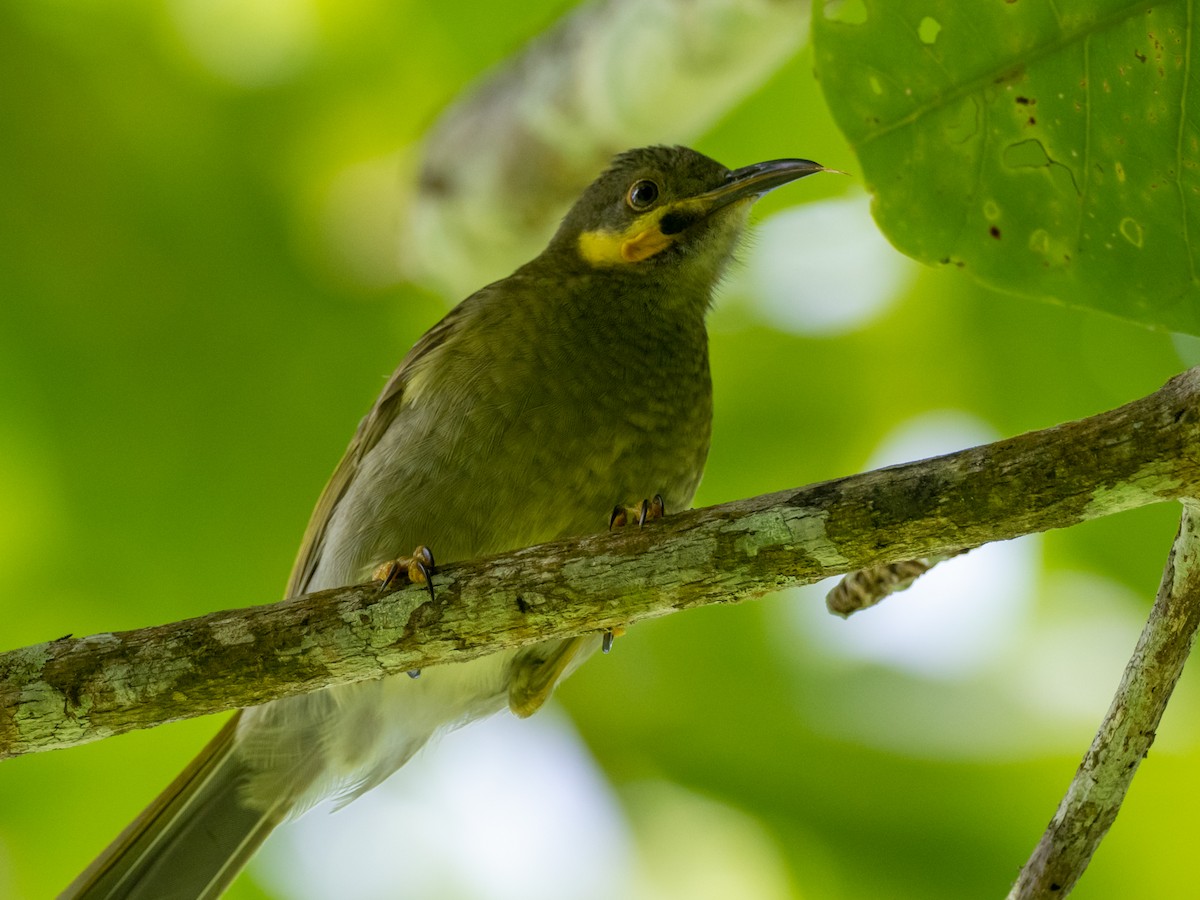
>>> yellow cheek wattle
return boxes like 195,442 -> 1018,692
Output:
577,209 -> 678,267
620,226 -> 675,262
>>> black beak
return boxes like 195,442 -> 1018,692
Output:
691,158 -> 828,212
657,159 -> 829,235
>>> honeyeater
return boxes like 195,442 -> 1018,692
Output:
64,145 -> 827,898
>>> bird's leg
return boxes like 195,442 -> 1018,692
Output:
506,493 -> 668,717
601,493 -> 666,651
508,637 -> 588,718
372,545 -> 437,601
373,546 -> 436,679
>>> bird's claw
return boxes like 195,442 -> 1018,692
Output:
601,626 -> 627,654
373,545 -> 437,601
609,493 -> 666,530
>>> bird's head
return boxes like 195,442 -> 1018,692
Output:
549,145 -> 827,285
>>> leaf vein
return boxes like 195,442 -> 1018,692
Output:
858,1 -> 1158,147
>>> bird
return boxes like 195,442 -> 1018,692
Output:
63,145 -> 827,898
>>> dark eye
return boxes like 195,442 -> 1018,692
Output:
626,179 -> 660,210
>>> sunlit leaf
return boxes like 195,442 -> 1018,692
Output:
814,0 -> 1200,333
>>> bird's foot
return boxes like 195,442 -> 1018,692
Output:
602,494 -> 666,652
609,493 -> 666,529
509,636 -> 587,718
372,545 -> 437,601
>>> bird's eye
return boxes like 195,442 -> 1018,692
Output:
626,179 -> 660,210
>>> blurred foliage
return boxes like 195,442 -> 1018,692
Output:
0,2 -> 1196,899
814,0 -> 1200,332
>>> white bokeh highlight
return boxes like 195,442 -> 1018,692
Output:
774,411 -> 1187,760
736,192 -> 918,336
254,710 -> 635,900
790,410 -> 1038,679
788,568 -> 1154,760
1004,570 -> 1156,724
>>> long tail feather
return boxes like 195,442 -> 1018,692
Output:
61,713 -> 288,900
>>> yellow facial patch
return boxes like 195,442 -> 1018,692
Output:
577,207 -> 680,267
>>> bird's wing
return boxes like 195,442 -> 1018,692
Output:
283,293 -> 484,598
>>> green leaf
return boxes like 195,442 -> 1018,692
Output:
814,0 -> 1200,333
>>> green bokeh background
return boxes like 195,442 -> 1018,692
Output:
1,2 -> 1196,898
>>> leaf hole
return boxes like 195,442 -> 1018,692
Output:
917,17 -> 941,44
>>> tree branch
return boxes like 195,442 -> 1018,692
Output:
4,367 -> 1200,761
1006,499 -> 1200,899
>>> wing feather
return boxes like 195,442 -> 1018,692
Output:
283,293 -> 485,598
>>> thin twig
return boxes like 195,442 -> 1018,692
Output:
1007,500 -> 1200,899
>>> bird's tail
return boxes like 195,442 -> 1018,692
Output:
61,713 -> 289,900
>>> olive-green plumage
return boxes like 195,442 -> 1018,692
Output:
64,145 -> 824,898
